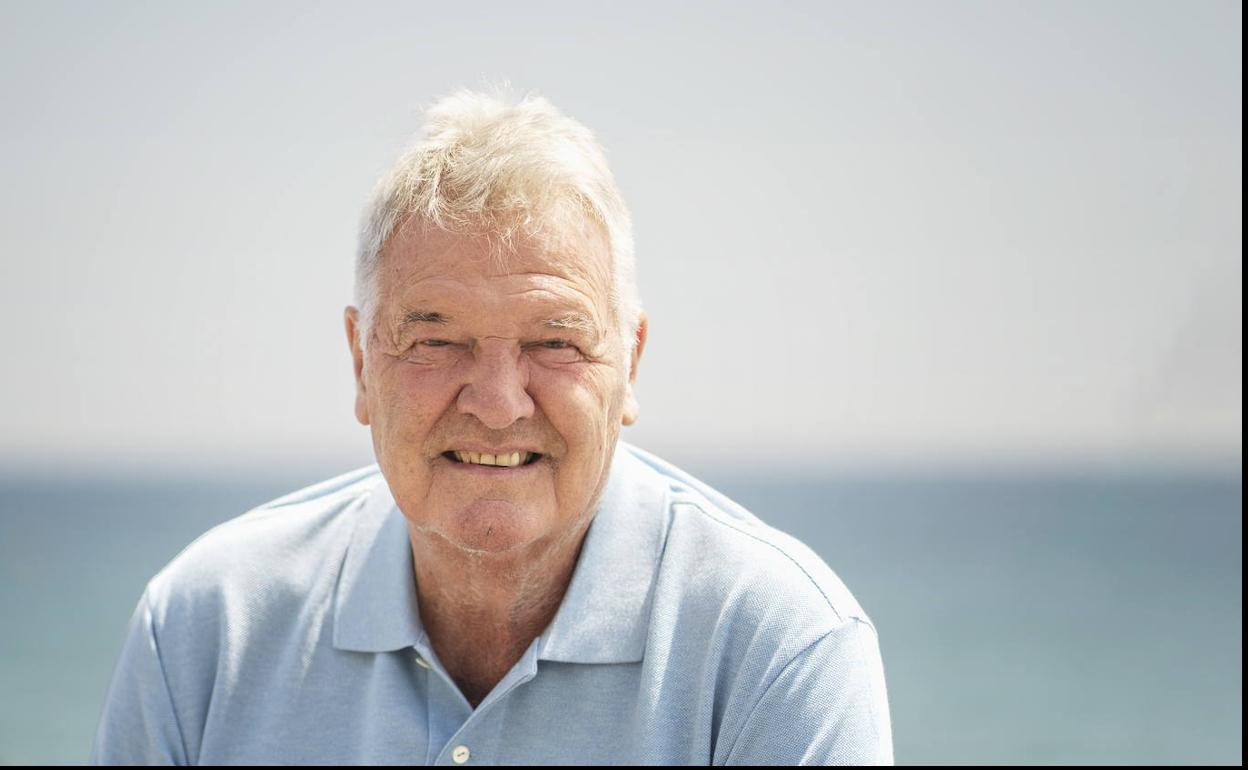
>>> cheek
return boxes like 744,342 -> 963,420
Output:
373,365 -> 459,432
529,367 -> 626,441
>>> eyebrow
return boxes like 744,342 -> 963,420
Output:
398,309 -> 451,329
395,308 -> 601,338
542,312 -> 598,336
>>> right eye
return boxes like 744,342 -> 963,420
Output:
403,339 -> 460,365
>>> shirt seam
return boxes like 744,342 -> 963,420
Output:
719,624 -> 841,765
153,484 -> 371,592
143,584 -> 191,764
256,469 -> 381,512
849,618 -> 884,755
670,496 -> 848,624
240,484 -> 373,521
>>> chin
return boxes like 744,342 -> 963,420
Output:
443,499 -> 547,554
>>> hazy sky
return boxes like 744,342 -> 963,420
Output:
0,0 -> 1240,474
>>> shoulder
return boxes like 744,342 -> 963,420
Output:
620,442 -> 872,638
619,443 -> 893,763
141,465 -> 383,634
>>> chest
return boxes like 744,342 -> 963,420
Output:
190,649 -> 722,765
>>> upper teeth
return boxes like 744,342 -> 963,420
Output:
453,451 -> 532,467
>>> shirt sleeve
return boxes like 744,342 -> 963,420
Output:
720,618 -> 895,766
89,587 -> 190,765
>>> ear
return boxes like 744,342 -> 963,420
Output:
344,306 -> 370,426
621,312 -> 648,426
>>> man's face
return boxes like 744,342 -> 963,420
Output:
345,216 -> 646,557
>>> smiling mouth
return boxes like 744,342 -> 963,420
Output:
442,451 -> 544,468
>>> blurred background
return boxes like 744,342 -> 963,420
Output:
0,0 -> 1240,764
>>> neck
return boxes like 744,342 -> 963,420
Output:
406,518 -> 591,703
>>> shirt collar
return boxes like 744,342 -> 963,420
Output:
331,472 -> 424,653
332,441 -> 670,664
538,443 -> 669,663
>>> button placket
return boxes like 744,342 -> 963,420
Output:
434,637 -> 543,764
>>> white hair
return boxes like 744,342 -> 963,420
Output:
354,89 -> 641,356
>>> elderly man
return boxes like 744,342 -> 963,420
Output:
91,91 -> 894,765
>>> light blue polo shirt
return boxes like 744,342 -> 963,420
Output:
90,442 -> 894,765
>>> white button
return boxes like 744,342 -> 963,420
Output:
414,654 -> 430,670
451,745 -> 470,764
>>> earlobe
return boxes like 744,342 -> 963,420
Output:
621,385 -> 640,426
621,313 -> 648,425
628,313 -> 648,384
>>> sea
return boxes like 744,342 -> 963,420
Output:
0,467 -> 1240,765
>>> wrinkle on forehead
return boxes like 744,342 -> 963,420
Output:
378,215 -> 615,331
387,209 -> 612,284
391,280 -> 607,346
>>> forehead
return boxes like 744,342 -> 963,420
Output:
378,216 -> 613,317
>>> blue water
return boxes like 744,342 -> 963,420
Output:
0,469 -> 1240,764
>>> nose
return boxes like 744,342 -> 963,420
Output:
456,342 -> 535,430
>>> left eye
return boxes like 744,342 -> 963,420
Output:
527,339 -> 582,363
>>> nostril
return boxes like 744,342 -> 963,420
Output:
455,380 -> 536,429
